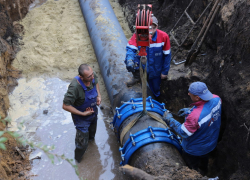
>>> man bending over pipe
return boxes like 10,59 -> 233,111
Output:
124,16 -> 171,97
163,82 -> 222,175
62,64 -> 101,163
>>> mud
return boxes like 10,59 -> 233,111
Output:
120,164 -> 207,180
1,0 -> 132,179
0,0 -> 34,179
8,77 -> 128,179
1,0 -> 249,179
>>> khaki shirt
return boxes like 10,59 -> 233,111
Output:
63,73 -> 98,106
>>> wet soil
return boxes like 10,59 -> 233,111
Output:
0,0 -> 34,179
1,0 -> 250,179
119,0 -> 250,179
8,77 -> 128,179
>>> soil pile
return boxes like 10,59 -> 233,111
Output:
12,0 -> 132,104
119,0 -> 250,179
13,0 -> 98,81
1,0 -> 132,179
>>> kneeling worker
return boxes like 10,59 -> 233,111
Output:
63,64 -> 101,163
163,82 -> 222,174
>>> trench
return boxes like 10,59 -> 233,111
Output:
9,0 -> 132,179
9,78 -> 128,179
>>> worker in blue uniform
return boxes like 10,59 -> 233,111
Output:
163,82 -> 222,175
124,16 -> 171,97
63,64 -> 101,163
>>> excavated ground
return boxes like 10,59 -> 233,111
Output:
119,0 -> 250,179
0,1 -> 34,179
1,0 -> 250,179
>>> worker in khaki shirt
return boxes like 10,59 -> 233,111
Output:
63,64 -> 101,163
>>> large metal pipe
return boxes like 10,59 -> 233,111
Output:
78,0 -> 148,109
78,0 -> 185,175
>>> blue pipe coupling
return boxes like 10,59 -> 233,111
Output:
119,126 -> 182,165
112,96 -> 167,139
111,96 -> 182,165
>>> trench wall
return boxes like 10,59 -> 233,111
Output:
118,0 -> 250,179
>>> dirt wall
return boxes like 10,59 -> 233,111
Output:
118,0 -> 250,179
1,0 -> 132,179
0,0 -> 33,179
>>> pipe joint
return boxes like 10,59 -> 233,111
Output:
119,127 -> 182,165
112,97 -> 166,139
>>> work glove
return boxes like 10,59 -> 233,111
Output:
163,110 -> 173,125
126,59 -> 135,72
178,108 -> 191,117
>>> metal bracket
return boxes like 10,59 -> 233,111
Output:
177,135 -> 182,144
121,101 -> 142,105
168,129 -> 174,140
119,147 -> 125,161
161,103 -> 166,110
149,126 -> 155,139
130,133 -> 136,146
149,97 -> 154,108
116,107 -> 122,119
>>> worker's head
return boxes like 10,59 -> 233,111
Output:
78,64 -> 94,82
151,16 -> 158,36
188,82 -> 213,102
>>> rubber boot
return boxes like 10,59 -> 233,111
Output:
88,121 -> 97,140
127,70 -> 141,87
74,129 -> 89,163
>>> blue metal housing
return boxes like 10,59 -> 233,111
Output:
112,96 -> 167,139
119,126 -> 182,165
112,97 -> 182,165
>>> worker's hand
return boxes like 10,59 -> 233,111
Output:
126,59 -> 135,72
163,110 -> 173,125
161,73 -> 168,79
97,96 -> 101,106
178,108 -> 191,117
83,107 -> 94,116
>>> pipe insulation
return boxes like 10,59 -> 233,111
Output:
78,0 -> 185,174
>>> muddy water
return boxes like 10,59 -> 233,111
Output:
9,77 -> 128,180
9,0 -> 132,179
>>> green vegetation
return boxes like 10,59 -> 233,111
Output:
0,116 -> 82,179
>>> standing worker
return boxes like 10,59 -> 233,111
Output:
163,82 -> 222,175
124,15 -> 171,97
62,64 -> 101,163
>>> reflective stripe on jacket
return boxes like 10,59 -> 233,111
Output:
169,95 -> 222,156
125,29 -> 171,79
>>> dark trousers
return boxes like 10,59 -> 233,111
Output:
133,69 -> 161,97
74,121 -> 97,163
132,70 -> 140,79
182,150 -> 209,175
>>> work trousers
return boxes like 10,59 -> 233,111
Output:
74,121 -> 97,163
182,150 -> 209,176
132,69 -> 161,97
